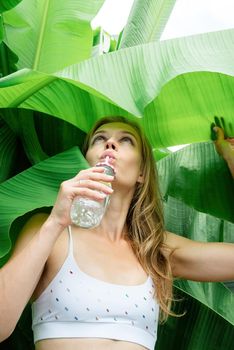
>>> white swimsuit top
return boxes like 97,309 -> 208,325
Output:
32,226 -> 159,350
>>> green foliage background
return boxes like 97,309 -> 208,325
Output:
0,0 -> 233,349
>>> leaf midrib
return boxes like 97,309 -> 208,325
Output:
33,0 -> 50,70
149,1 -> 173,42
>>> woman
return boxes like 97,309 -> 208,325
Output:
0,116 -> 233,350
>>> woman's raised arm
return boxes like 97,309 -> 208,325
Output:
162,123 -> 234,282
163,231 -> 234,282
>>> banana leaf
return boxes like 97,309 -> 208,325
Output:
0,115 -> 19,182
0,42 -> 18,78
119,0 -> 176,48
2,0 -> 105,73
0,15 -> 3,44
0,28 -> 234,149
0,0 -> 234,348
0,147 -> 89,262
157,141 -> 234,222
0,0 -> 22,13
156,289 -> 234,350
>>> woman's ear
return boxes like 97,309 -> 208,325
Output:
137,173 -> 144,184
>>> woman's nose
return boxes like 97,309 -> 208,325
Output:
105,139 -> 117,150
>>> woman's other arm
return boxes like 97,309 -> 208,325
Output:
163,232 -> 234,282
162,122 -> 234,282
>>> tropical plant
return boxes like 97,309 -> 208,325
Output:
0,0 -> 234,349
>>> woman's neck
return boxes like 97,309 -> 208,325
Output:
92,188 -> 134,243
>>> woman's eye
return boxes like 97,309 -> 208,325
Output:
120,136 -> 134,145
92,135 -> 106,144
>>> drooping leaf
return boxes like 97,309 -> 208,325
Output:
0,108 -> 48,165
2,0 -> 105,73
0,29 -> 234,148
157,141 -> 234,222
0,42 -> 18,78
157,289 -> 234,349
0,146 -> 89,260
0,68 -> 133,134
0,115 -> 18,182
33,111 -> 86,157
0,0 -> 22,13
119,0 -> 176,48
0,15 -> 3,43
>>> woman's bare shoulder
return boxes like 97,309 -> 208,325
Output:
161,230 -> 190,258
10,212 -> 50,259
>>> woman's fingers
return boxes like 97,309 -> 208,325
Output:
213,126 -> 225,142
59,166 -> 114,202
74,178 -> 114,195
72,167 -> 114,193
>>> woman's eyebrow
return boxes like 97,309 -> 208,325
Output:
120,131 -> 136,137
93,130 -> 107,135
93,129 -> 137,140
120,131 -> 138,142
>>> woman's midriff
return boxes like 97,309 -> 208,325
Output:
35,338 -> 148,350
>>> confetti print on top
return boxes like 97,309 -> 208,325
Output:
32,227 -> 160,350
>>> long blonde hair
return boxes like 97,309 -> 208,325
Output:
83,116 -> 174,322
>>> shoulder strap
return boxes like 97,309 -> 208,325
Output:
67,225 -> 74,256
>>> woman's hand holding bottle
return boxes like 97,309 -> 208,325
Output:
49,166 -> 114,229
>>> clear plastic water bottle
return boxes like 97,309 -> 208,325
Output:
70,157 -> 115,228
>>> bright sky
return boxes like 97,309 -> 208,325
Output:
92,0 -> 234,39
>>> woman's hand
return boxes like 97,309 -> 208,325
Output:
50,166 -> 114,228
211,117 -> 234,178
213,127 -> 234,160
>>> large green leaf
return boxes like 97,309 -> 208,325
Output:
119,0 -> 176,48
157,290 -> 234,349
0,42 -> 18,78
0,115 -> 18,182
158,141 -> 234,222
33,111 -> 86,157
0,68 -> 133,134
0,1 -> 233,348
0,0 -> 22,13
0,147 -> 89,260
0,29 -> 234,148
0,15 -> 3,43
2,0 -> 105,73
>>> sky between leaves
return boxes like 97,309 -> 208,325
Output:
92,0 -> 234,39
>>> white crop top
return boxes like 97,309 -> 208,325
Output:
32,226 -> 159,350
